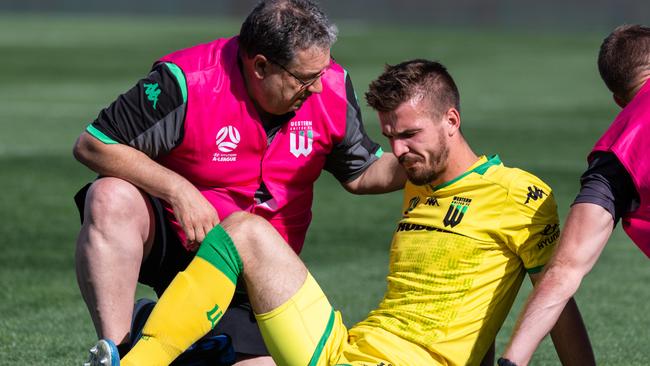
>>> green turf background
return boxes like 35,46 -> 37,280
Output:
0,14 -> 648,365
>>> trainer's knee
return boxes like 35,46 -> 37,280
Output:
83,177 -> 152,233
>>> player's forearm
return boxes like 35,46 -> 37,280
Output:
549,297 -> 595,366
505,267 -> 585,365
344,152 -> 405,194
73,132 -> 193,202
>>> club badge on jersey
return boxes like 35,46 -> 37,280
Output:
289,120 -> 314,157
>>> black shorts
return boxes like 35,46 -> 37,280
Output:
74,182 -> 269,356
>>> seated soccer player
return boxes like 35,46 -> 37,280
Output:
89,60 -> 595,366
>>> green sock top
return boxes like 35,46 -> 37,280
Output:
196,225 -> 243,285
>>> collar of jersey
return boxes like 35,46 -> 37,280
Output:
429,154 -> 502,191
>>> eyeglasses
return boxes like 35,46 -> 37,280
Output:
268,58 -> 329,90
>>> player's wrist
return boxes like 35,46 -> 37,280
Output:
497,357 -> 518,366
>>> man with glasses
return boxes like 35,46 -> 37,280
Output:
74,1 -> 404,365
269,58 -> 328,92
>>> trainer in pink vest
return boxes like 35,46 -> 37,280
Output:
591,79 -> 650,257
158,37 -> 349,253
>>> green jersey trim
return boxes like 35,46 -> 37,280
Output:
308,308 -> 336,366
164,62 -> 187,103
343,68 -> 359,103
86,124 -> 118,144
375,146 -> 384,158
432,154 -> 502,191
526,265 -> 544,274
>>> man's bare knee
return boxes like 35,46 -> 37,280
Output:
86,178 -> 144,219
220,211 -> 272,239
219,212 -> 291,259
81,177 -> 153,248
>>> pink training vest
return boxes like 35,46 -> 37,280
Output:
157,37 -> 348,253
591,79 -> 650,258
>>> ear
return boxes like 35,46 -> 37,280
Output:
252,54 -> 269,80
613,94 -> 627,108
444,107 -> 461,136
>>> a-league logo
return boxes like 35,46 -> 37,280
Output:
215,126 -> 240,153
290,129 -> 313,157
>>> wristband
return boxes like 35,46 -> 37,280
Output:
497,358 -> 518,366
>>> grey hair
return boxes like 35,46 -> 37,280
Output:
239,0 -> 338,65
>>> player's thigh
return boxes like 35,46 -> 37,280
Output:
255,273 -> 349,366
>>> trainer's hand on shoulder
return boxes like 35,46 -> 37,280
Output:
169,181 -> 220,250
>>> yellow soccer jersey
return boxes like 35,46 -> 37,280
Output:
354,155 -> 560,366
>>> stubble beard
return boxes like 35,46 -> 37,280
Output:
403,140 -> 449,186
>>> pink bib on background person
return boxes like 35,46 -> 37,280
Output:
591,79 -> 650,257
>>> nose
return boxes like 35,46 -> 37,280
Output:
391,139 -> 409,158
306,76 -> 324,94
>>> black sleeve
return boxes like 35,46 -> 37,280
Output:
88,62 -> 186,158
572,151 -> 639,225
324,72 -> 382,183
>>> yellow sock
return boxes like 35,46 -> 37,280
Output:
123,225 -> 243,366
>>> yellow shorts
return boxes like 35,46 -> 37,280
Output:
255,273 -> 445,366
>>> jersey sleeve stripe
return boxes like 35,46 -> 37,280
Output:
164,62 -> 188,104
86,124 -> 118,144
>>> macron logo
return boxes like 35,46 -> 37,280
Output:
215,126 -> 240,153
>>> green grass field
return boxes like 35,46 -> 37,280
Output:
0,13 -> 648,365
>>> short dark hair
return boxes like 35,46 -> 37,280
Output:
598,24 -> 650,97
239,0 -> 337,66
366,59 -> 460,117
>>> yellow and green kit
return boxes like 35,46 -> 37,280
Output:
260,155 -> 560,366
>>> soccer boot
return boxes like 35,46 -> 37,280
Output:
84,339 -> 119,366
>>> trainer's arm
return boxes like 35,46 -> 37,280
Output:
503,203 -> 612,365
329,70 -> 406,194
73,132 -> 219,246
343,152 -> 405,194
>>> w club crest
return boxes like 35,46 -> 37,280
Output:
443,196 -> 472,228
290,130 -> 313,157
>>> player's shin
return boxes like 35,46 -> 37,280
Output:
122,225 -> 243,366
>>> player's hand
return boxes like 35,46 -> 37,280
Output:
168,182 -> 220,250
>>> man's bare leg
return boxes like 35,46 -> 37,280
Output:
223,212 -> 308,314
76,177 -> 155,345
122,211 -> 307,365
